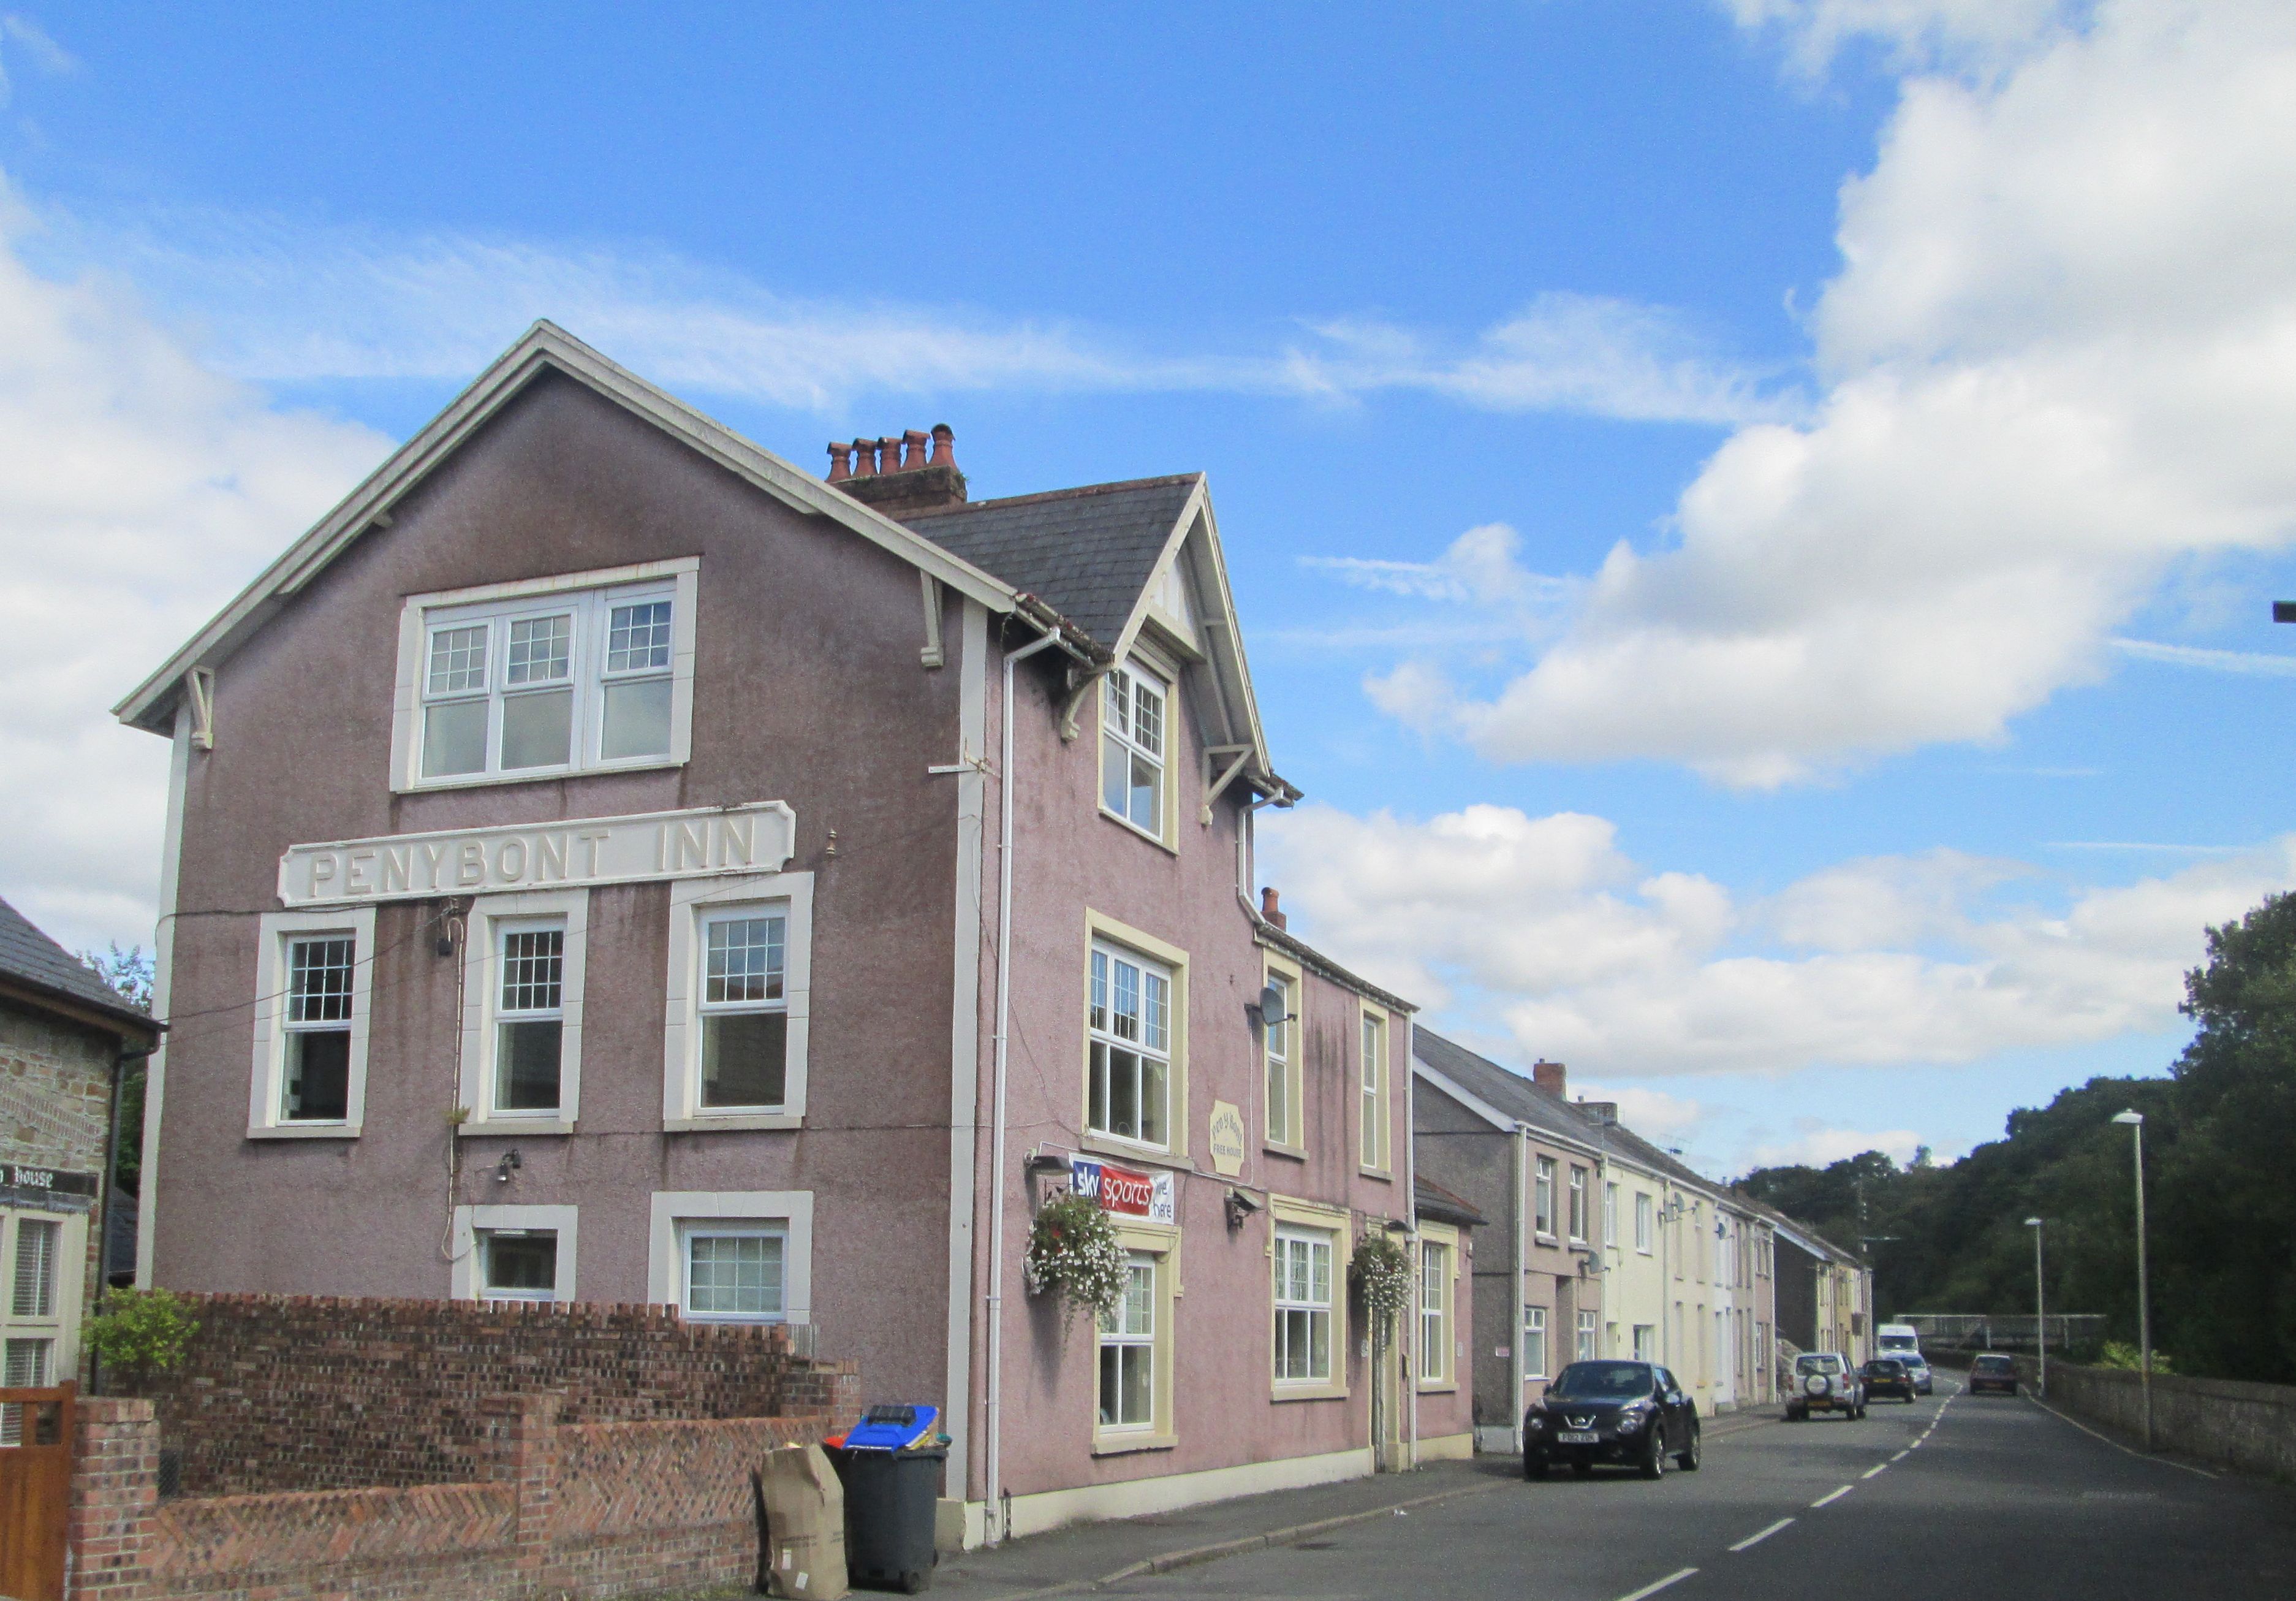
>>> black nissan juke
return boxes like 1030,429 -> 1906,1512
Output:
1524,1360 -> 1703,1480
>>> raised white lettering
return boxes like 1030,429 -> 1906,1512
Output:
422,842 -> 450,890
495,838 -> 528,881
380,846 -> 413,895
716,814 -> 755,867
346,850 -> 377,895
309,854 -> 338,894
673,821 -> 708,871
457,842 -> 486,886
534,834 -> 568,882
577,832 -> 610,876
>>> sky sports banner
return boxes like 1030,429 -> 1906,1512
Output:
1070,1157 -> 1175,1225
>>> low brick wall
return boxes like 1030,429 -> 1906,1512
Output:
2010,1356 -> 2296,1481
69,1394 -> 849,1600
113,1294 -> 854,1496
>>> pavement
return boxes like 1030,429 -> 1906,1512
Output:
919,1377 -> 2296,1599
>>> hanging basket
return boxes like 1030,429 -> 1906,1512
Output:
1025,1192 -> 1129,1335
1350,1228 -> 1414,1324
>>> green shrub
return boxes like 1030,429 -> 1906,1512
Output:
2095,1339 -> 2174,1375
86,1288 -> 199,1385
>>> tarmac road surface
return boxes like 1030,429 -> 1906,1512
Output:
1091,1374 -> 2296,1600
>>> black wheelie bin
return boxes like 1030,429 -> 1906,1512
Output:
824,1404 -> 947,1594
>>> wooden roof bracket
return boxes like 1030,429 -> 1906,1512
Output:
1200,745 -> 1253,825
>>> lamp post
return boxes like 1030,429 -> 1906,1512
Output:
2110,1110 -> 2152,1448
2024,1218 -> 2045,1401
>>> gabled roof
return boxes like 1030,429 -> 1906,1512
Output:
1256,919 -> 1414,1014
116,322 -> 1028,736
0,896 -> 160,1040
908,472 -> 1294,803
906,475 -> 1202,651
1411,1027 -> 1604,1152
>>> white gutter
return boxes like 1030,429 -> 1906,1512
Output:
1510,1122 -> 1528,1452
983,628 -> 1059,1546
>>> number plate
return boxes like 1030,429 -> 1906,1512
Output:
1558,1431 -> 1599,1445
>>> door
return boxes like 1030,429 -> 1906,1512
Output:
0,1382 -> 74,1601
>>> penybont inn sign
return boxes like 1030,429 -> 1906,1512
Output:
276,802 -> 797,907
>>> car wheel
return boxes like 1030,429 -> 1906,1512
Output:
1641,1424 -> 1667,1480
1786,1404 -> 1805,1422
1677,1425 -> 1702,1472
1524,1451 -> 1547,1481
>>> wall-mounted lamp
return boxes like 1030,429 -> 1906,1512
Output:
1023,1150 -> 1071,1177
1224,1188 -> 1263,1231
494,1149 -> 523,1184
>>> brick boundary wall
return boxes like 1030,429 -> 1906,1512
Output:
113,1294 -> 857,1496
69,1393 -> 855,1600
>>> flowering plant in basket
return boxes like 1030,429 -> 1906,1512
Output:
1025,1191 -> 1129,1334
1349,1228 -> 1414,1325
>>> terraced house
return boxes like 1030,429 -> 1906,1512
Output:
113,323 -> 1453,1548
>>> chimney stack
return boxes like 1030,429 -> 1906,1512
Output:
1260,888 -> 1287,930
1577,1098 -> 1618,1127
825,424 -> 969,515
1532,1059 -> 1566,1098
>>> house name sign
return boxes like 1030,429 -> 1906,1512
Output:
276,802 -> 797,908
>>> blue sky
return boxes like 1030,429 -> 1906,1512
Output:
7,1 -> 2296,1178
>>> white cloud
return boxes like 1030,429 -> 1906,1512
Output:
1747,1120 -> 1927,1169
2110,638 -> 2296,677
0,15 -> 77,105
1580,1084 -> 1708,1146
1723,0 -> 2080,76
0,179 -> 387,952
1260,800 -> 2296,1079
25,206 -> 1777,426
1360,2 -> 2296,786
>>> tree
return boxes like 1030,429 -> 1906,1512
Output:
77,944 -> 154,1196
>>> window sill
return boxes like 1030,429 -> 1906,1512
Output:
1081,1131 -> 1187,1169
1358,1166 -> 1393,1182
1417,1380 -> 1458,1396
1263,1141 -> 1308,1162
1097,806 -> 1178,857
247,1123 -> 362,1141
457,1118 -> 577,1138
1271,1383 -> 1348,1403
397,757 -> 683,796
1091,1431 -> 1176,1457
665,1114 -> 803,1133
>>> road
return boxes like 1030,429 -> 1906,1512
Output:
1092,1375 -> 2296,1600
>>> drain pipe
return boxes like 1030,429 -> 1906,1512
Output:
983,628 -> 1060,1546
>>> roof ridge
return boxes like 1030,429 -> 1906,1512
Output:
900,471 -> 1203,520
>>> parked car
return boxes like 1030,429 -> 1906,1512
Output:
1861,1357 -> 1917,1403
1968,1353 -> 2019,1394
1786,1352 -> 1865,1421
1897,1352 -> 1934,1395
1524,1360 -> 1703,1480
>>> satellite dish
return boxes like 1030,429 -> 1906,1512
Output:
1257,984 -> 1290,1027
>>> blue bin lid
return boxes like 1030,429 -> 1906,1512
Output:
844,1403 -> 940,1451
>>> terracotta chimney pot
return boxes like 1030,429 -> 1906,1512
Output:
930,423 -> 957,468
826,442 -> 852,482
1532,1060 -> 1566,1098
1260,887 -> 1287,930
877,438 -> 901,476
901,429 -> 929,471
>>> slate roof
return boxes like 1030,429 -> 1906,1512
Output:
903,474 -> 1202,652
1415,1174 -> 1488,1229
1411,1027 -> 1608,1150
0,896 -> 157,1036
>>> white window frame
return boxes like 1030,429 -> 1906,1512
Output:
249,906 -> 377,1139
1,1211 -> 82,1412
1098,1250 -> 1159,1434
1576,1309 -> 1599,1363
648,1191 -> 814,1325
1604,1181 -> 1620,1251
392,559 -> 699,793
1087,938 -> 1176,1154
662,873 -> 815,1130
1261,959 -> 1302,1156
1418,1231 -> 1455,1389
1567,1165 -> 1588,1243
1534,1156 -> 1556,1238
1524,1304 -> 1548,1381
1633,1323 -> 1656,1361
451,1204 -> 578,1303
1273,1226 -> 1337,1389
1358,1004 -> 1392,1176
1098,658 -> 1170,843
1635,1192 -> 1654,1254
458,889 -> 589,1135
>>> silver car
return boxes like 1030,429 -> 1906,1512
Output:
1896,1352 -> 1933,1395
1786,1352 -> 1865,1420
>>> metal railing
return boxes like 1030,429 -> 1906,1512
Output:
1894,1313 -> 2105,1351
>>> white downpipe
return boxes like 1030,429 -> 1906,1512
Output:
985,630 -> 1059,1546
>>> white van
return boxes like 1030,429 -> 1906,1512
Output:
1876,1322 -> 1921,1356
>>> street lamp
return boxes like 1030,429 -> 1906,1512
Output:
2024,1218 -> 2045,1401
2110,1110 -> 2152,1448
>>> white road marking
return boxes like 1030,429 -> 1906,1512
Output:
1615,1567 -> 1699,1601
1728,1518 -> 1795,1553
1862,1463 -> 1889,1479
2021,1393 -> 2219,1480
1811,1485 -> 1854,1508
1891,1450 -> 1909,1461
